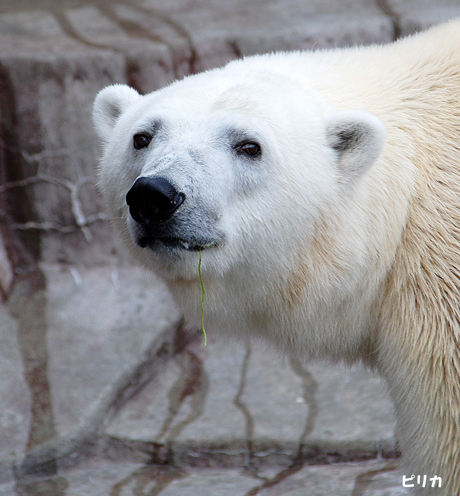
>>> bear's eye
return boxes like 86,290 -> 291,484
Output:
133,133 -> 151,150
238,142 -> 261,158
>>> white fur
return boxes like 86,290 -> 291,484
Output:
94,20 -> 460,495
93,84 -> 141,144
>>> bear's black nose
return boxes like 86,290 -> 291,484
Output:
126,177 -> 185,225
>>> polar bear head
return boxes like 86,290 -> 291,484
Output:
93,59 -> 386,301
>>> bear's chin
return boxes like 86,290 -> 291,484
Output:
138,236 -> 218,253
127,234 -> 222,281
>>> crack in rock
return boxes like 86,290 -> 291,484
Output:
375,0 -> 402,39
110,465 -> 187,496
12,321 -> 189,482
351,459 -> 400,496
47,3 -> 197,85
233,343 -> 255,470
155,349 -> 209,443
0,146 -> 107,241
289,356 -> 319,457
241,357 -> 319,495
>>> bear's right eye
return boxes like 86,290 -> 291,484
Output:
237,142 -> 262,158
133,133 -> 151,150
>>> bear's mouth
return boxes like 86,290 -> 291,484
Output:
138,236 -> 217,252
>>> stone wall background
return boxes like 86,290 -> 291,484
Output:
0,3 -> 459,493
2,0 -> 458,291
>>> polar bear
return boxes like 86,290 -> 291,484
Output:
93,20 -> 460,495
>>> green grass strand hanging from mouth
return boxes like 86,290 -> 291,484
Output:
198,247 -> 207,346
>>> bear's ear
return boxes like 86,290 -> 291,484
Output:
93,84 -> 141,144
326,110 -> 386,182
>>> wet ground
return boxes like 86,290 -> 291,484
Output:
0,261 -> 404,495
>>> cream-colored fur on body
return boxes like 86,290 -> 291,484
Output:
93,21 -> 460,495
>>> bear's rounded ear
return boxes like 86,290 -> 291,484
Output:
93,84 -> 141,144
326,110 -> 386,182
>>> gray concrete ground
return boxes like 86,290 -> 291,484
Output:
0,0 -> 459,494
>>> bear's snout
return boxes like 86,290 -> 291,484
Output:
126,176 -> 185,227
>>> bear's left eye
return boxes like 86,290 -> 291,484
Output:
133,133 -> 151,150
238,142 -> 262,158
